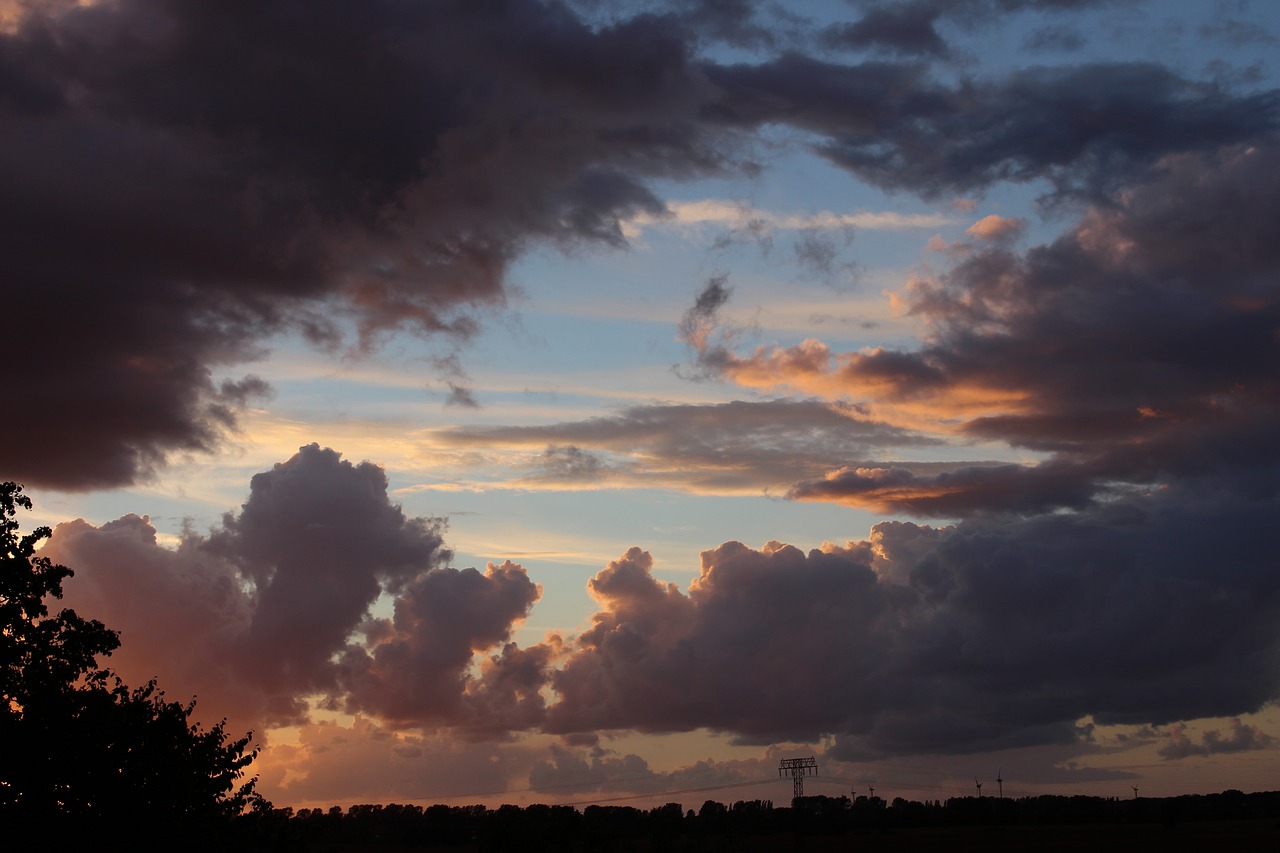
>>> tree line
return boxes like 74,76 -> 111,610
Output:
255,790 -> 1280,849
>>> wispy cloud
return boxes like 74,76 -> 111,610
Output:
624,198 -> 960,239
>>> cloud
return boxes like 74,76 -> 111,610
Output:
336,560 -> 541,729
35,441 -> 1280,767
678,274 -> 734,350
1024,24 -> 1086,52
623,199 -> 955,240
45,444 -> 540,736
690,143 -> 1280,516
7,1 -> 1275,489
424,399 -> 940,496
1158,719 -> 1276,760
528,743 -> 755,798
445,384 -> 481,409
0,0 -> 714,488
965,214 -> 1026,242
541,489 -> 1280,756
786,460 -> 1097,517
705,56 -> 1279,198
821,3 -> 950,58
258,717 -> 528,807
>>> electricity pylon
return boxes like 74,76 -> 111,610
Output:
778,757 -> 818,799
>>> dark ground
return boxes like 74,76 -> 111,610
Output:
299,819 -> 1279,852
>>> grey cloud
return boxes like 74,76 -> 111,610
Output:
433,399 -> 941,495
792,228 -> 859,287
38,448 -> 1280,761
338,560 -> 540,727
1024,24 -> 1086,51
1198,19 -> 1278,47
704,143 -> 1280,517
5,1 -> 1277,489
788,460 -> 1099,517
445,384 -> 481,409
822,3 -> 950,58
1157,719 -> 1276,760
703,53 -> 1279,198
205,444 -> 451,716
0,0 -> 717,488
45,445 -> 541,736
541,489 -> 1280,756
813,64 -> 1280,197
529,744 -> 749,795
678,274 -> 734,346
534,446 -> 610,483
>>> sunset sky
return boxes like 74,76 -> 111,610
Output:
5,0 -> 1280,811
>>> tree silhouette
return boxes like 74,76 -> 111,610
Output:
0,482 -> 265,839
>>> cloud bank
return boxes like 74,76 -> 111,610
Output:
44,446 -> 1280,765
5,0 -> 1276,488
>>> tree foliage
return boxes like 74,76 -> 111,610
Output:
0,482 -> 265,837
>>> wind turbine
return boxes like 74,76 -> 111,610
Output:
996,769 -> 1003,799
975,778 -> 983,798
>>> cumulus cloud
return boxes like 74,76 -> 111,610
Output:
46,444 -> 537,735
537,489 -> 1280,756
34,442 -> 1280,767
337,560 -> 541,728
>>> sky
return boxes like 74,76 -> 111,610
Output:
4,0 -> 1280,811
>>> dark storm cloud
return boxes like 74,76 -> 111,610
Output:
542,489 -> 1280,755
5,1 -> 1276,489
1,0 -> 712,488
45,445 -> 536,734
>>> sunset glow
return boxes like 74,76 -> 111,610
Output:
5,0 -> 1280,815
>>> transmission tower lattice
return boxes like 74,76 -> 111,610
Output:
778,757 -> 818,799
